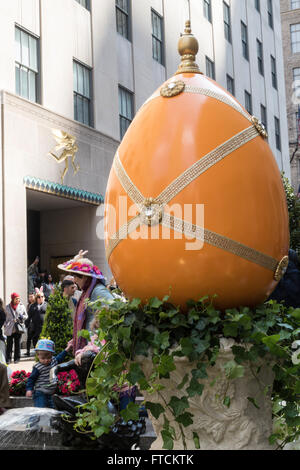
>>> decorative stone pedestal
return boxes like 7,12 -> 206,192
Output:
138,339 -> 276,450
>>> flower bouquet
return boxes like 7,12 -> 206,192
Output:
57,369 -> 81,396
9,370 -> 31,396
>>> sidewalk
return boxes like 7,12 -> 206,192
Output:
7,349 -> 36,374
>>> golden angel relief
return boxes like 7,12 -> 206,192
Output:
48,129 -> 80,184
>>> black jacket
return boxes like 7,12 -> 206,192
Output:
0,308 -> 5,341
268,249 -> 300,308
25,302 -> 48,334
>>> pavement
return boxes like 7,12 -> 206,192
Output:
7,349 -> 36,374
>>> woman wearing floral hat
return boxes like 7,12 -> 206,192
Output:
58,250 -> 114,356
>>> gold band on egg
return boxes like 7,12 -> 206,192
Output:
107,125 -> 283,280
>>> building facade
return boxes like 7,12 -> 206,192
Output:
0,0 -> 290,304
281,0 -> 300,193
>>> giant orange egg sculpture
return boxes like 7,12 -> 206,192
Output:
104,22 -> 289,310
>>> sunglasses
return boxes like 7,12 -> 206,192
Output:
37,296 -> 44,299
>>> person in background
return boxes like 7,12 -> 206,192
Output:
27,256 -> 39,295
25,288 -> 47,356
0,299 -> 6,364
0,363 -> 11,414
42,273 -> 55,301
26,338 -> 73,408
61,279 -> 77,320
4,293 -> 27,364
27,293 -> 35,312
268,249 -> 300,308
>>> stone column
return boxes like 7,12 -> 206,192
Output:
138,339 -> 276,450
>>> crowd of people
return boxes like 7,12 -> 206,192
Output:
0,250 -> 123,412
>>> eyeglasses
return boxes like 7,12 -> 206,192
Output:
37,296 -> 44,299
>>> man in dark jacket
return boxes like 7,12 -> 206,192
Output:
268,249 -> 300,308
25,292 -> 47,356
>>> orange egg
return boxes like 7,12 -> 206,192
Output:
104,23 -> 289,310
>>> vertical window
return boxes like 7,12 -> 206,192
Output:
203,0 -> 212,23
293,68 -> 300,101
73,61 -> 92,126
151,9 -> 164,65
245,90 -> 252,115
271,55 -> 278,89
206,56 -> 215,80
226,74 -> 235,96
15,26 -> 39,103
255,0 -> 260,12
223,2 -> 232,44
75,0 -> 90,10
267,0 -> 273,29
116,0 -> 130,40
274,117 -> 281,151
261,104 -> 267,132
119,86 -> 134,140
291,0 -> 300,9
241,22 -> 249,61
257,39 -> 264,76
291,24 -> 300,53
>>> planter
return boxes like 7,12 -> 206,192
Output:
137,339 -> 276,450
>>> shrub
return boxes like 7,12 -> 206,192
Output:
9,370 -> 30,396
41,286 -> 73,355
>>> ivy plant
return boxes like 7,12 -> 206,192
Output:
74,295 -> 300,450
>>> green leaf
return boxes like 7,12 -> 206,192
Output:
120,402 -> 140,421
291,308 -> 300,320
176,412 -> 194,427
177,373 -> 189,390
223,361 -> 245,380
168,396 -> 189,417
193,432 -> 200,449
145,402 -> 165,419
158,355 -> 176,376
126,363 -> 146,385
161,430 -> 174,450
149,297 -> 164,309
187,378 -> 204,397
262,334 -> 281,348
223,396 -> 231,408
180,338 -> 194,356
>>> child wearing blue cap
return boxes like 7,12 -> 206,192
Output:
26,338 -> 73,408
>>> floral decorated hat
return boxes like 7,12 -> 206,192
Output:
57,250 -> 104,280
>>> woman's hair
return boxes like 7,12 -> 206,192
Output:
0,298 -> 3,310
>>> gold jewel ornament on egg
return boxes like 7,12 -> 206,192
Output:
104,21 -> 289,310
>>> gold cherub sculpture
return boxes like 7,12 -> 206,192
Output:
48,129 -> 80,184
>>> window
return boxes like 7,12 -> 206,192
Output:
261,104 -> 267,132
267,0 -> 273,29
257,39 -> 264,76
73,61 -> 92,126
271,55 -> 277,89
119,86 -> 133,140
15,26 -> 39,103
75,0 -> 90,10
291,24 -> 300,53
203,0 -> 212,23
274,117 -> 281,151
241,22 -> 249,61
291,0 -> 300,9
151,10 -> 164,65
245,90 -> 252,115
255,0 -> 260,12
223,2 -> 232,43
206,56 -> 215,80
226,74 -> 235,96
116,0 -> 130,40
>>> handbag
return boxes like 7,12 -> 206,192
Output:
15,321 -> 25,335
